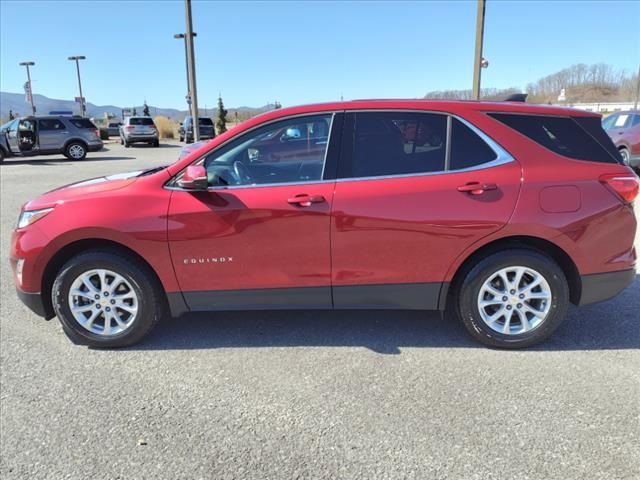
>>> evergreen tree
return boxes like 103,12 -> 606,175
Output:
216,95 -> 228,134
274,101 -> 282,109
143,102 -> 150,117
132,107 -> 138,116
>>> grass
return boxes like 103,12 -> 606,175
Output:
153,116 -> 177,139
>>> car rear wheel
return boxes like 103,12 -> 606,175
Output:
64,142 -> 87,160
456,249 -> 569,348
52,251 -> 164,348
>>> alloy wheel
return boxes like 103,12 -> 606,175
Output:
68,269 -> 139,336
477,266 -> 552,335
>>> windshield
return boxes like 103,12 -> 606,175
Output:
129,118 -> 155,126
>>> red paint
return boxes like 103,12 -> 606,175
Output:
9,100 -> 637,313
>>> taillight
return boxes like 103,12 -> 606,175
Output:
93,129 -> 99,137
126,125 -> 135,130
599,173 -> 640,204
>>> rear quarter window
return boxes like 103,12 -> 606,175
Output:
69,118 -> 97,129
489,113 -> 621,164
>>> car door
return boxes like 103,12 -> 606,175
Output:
37,118 -> 69,151
330,111 -> 521,309
5,119 -> 20,153
606,112 -> 631,146
167,112 -> 342,310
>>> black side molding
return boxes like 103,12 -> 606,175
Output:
578,269 -> 636,306
16,288 -> 54,320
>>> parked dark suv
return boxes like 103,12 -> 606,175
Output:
179,116 -> 215,143
0,116 -> 103,161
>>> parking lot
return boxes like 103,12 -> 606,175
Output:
0,142 -> 638,479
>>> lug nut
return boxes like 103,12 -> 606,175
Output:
103,292 -> 109,297
519,294 -> 525,299
96,304 -> 101,309
517,303 -> 522,309
105,307 -> 111,312
507,305 -> 512,310
510,290 -> 516,295
502,296 -> 508,302
95,294 -> 100,300
110,299 -> 115,305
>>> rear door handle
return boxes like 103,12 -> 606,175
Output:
287,194 -> 326,207
457,182 -> 498,195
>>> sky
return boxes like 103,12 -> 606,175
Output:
1,0 -> 638,109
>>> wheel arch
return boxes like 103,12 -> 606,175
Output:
445,235 -> 582,308
41,238 -> 179,319
63,137 -> 88,152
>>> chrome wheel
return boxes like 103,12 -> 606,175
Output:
477,266 -> 552,335
68,269 -> 139,336
68,144 -> 85,159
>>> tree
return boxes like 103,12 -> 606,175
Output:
216,95 -> 228,134
143,102 -> 150,117
274,101 -> 282,109
9,109 -> 15,120
132,107 -> 138,116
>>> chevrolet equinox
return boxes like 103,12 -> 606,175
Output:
10,100 -> 639,348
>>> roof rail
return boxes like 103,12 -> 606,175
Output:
503,93 -> 528,102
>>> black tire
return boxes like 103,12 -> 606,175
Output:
0,148 -> 4,162
153,140 -> 160,147
64,141 -> 87,160
120,137 -> 124,145
456,249 -> 569,349
52,250 -> 164,348
618,147 -> 630,166
124,140 -> 130,148
179,135 -> 184,142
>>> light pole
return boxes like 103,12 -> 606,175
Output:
184,0 -> 200,142
68,55 -> 87,116
472,0 -> 486,100
19,61 -> 36,115
173,32 -> 197,108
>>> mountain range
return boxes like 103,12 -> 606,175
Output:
0,91 -> 271,121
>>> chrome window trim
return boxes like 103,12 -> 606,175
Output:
166,108 -> 515,191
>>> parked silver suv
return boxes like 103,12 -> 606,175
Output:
119,116 -> 159,147
0,116 -> 103,162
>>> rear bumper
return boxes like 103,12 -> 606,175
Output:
125,134 -> 158,142
578,268 -> 636,306
88,142 -> 103,152
16,288 -> 52,319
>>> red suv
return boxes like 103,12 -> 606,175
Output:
10,100 -> 639,349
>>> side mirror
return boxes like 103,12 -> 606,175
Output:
177,165 -> 208,191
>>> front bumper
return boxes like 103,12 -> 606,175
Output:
16,287 -> 53,319
578,268 -> 636,305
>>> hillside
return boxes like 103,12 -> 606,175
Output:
0,91 -> 271,121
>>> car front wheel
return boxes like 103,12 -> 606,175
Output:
52,251 -> 164,348
456,249 -> 569,348
619,148 -> 630,166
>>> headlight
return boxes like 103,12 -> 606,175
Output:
17,207 -> 54,229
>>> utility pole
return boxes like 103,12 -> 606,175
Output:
19,61 -> 36,115
174,32 -> 197,107
184,0 -> 200,141
472,0 -> 486,100
634,63 -> 640,110
68,56 -> 87,116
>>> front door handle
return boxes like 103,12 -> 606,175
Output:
287,194 -> 326,207
457,182 -> 498,195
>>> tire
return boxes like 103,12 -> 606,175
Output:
619,147 -> 630,166
124,140 -> 130,148
456,249 -> 569,349
153,140 -> 160,147
0,148 -> 4,162
120,137 -> 124,145
52,250 -> 164,348
64,141 -> 87,160
179,135 -> 184,142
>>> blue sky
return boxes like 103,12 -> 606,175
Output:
1,0 -> 638,109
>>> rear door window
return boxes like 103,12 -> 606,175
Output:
450,118 -> 497,170
38,119 -> 66,131
489,113 -> 621,164
339,112 -> 447,178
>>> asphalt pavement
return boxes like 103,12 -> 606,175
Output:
1,140 -> 638,479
